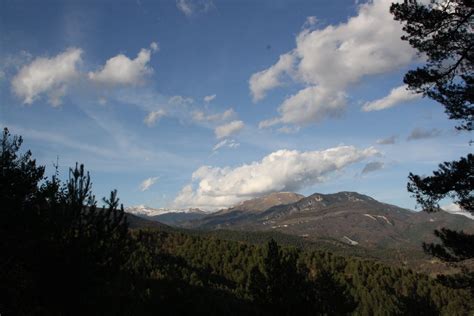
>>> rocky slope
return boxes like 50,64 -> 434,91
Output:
184,191 -> 473,251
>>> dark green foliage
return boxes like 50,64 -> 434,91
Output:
408,155 -> 474,263
247,239 -> 307,314
392,0 -> 474,296
408,154 -> 473,213
390,0 -> 473,131
0,128 -> 143,315
136,229 -> 471,315
423,228 -> 474,262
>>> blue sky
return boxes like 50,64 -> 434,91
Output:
1,0 -> 471,211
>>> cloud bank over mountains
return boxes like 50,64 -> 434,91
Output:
173,145 -> 378,210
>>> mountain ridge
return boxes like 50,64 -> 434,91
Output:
180,191 -> 473,252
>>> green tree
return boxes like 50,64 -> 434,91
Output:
0,128 -> 143,315
391,0 -> 473,131
391,0 -> 473,293
390,0 -> 473,245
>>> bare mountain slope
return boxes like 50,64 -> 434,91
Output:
185,191 -> 473,251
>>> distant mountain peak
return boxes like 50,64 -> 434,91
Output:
307,191 -> 375,204
229,192 -> 305,213
125,205 -> 203,217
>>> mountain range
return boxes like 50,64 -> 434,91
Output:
180,192 -> 471,249
126,191 -> 474,271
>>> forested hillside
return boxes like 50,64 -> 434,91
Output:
132,228 -> 472,315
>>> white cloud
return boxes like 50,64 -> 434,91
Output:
249,53 -> 294,102
249,0 -> 416,125
214,120 -> 244,139
204,94 -> 216,103
303,16 -> 318,28
193,108 -> 235,122
277,86 -> 347,125
144,109 -> 166,127
11,48 -> 82,105
176,0 -> 214,17
150,42 -> 159,52
442,203 -> 474,220
362,85 -> 421,111
212,139 -> 240,152
140,176 -> 158,191
88,44 -> 156,86
173,145 -> 378,210
176,0 -> 193,16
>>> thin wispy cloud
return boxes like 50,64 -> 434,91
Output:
144,110 -> 166,127
204,94 -> 216,103
176,0 -> 214,17
407,128 -> 442,141
362,85 -> 421,112
376,135 -> 397,145
214,120 -> 244,139
212,139 -> 240,152
139,176 -> 159,191
361,161 -> 384,175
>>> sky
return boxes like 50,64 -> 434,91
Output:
1,0 -> 471,212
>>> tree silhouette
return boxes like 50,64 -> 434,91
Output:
391,0 -> 473,293
247,239 -> 356,315
391,0 -> 473,131
0,128 -> 141,315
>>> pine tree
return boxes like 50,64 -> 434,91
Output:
0,127 -> 143,315
390,0 -> 473,294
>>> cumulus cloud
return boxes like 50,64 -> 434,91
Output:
250,0 -> 416,125
11,48 -> 82,105
193,108 -> 235,122
140,176 -> 159,191
376,135 -> 397,145
88,44 -> 156,86
362,85 -> 421,112
249,53 -> 294,102
361,161 -> 384,174
176,0 -> 214,17
277,86 -> 346,125
212,139 -> 240,152
407,128 -> 442,141
204,94 -> 216,103
144,109 -> 166,127
214,120 -> 244,139
442,203 -> 474,220
173,145 -> 378,210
